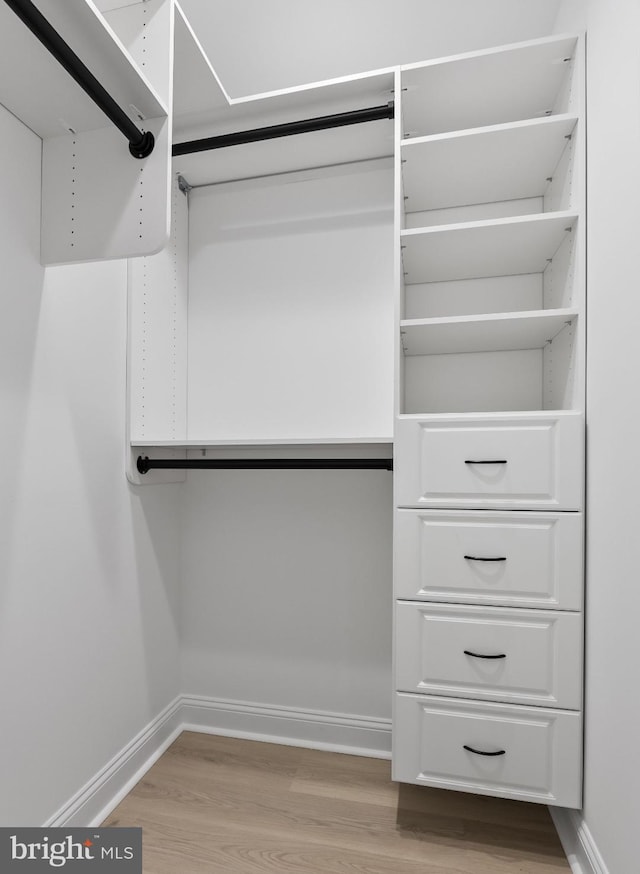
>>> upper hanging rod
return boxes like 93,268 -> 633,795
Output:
137,456 -> 393,474
3,0 -> 155,158
172,101 -> 395,157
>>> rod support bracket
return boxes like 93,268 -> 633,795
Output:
129,130 -> 155,159
136,455 -> 151,474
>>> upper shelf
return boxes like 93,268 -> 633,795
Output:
401,211 -> 578,284
400,308 -> 578,356
173,1 -> 230,120
401,115 -> 577,213
0,0 -> 167,139
401,34 -> 577,137
172,70 -> 395,186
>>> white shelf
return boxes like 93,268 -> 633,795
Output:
401,211 -> 578,284
401,34 -> 577,137
132,437 -> 393,448
402,115 -> 577,213
173,1 -> 230,121
401,308 -> 577,356
0,0 -> 167,139
173,70 -> 395,185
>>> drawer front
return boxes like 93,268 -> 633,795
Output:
395,414 -> 583,509
394,510 -> 583,609
395,602 -> 582,708
393,693 -> 582,808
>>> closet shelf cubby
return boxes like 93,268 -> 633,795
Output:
400,308 -> 578,356
401,34 -> 578,138
401,114 -> 577,214
401,211 -> 578,284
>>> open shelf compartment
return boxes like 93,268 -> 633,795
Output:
401,212 -> 578,284
401,115 -> 577,214
401,34 -> 578,137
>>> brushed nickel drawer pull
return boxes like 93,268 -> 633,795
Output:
464,650 -> 507,660
463,745 -> 506,757
464,555 -> 507,562
464,459 -> 507,464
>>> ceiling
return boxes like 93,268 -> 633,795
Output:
178,0 -> 564,98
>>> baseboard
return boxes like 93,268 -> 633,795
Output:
181,694 -> 392,759
44,695 -> 391,828
45,696 -> 183,828
550,808 -> 610,874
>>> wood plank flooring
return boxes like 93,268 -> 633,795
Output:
104,732 -> 570,873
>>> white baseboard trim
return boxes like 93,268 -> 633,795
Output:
45,696 -> 183,828
181,695 -> 392,759
44,695 -> 391,828
550,808 -> 609,874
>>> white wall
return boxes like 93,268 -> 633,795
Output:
551,2 -> 640,872
0,104 -> 181,826
187,166 -> 394,441
181,469 -> 393,717
180,0 -> 562,97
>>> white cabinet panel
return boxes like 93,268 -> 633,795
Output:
394,510 -> 583,609
395,603 -> 582,708
393,693 -> 582,808
395,413 -> 583,509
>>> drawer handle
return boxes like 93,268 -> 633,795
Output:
463,745 -> 506,757
464,555 -> 507,562
464,650 -> 507,660
464,459 -> 507,465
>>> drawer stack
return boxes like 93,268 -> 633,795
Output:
392,35 -> 585,809
393,414 -> 583,807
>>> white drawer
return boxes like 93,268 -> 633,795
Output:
395,412 -> 583,509
395,602 -> 582,708
394,509 -> 583,609
393,692 -> 582,808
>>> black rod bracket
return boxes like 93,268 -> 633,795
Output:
3,0 -> 154,158
136,456 -> 393,474
172,101 -> 395,157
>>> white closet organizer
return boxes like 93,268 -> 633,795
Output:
393,34 -> 585,808
0,0 -> 173,264
129,29 -> 398,479
127,22 -> 586,808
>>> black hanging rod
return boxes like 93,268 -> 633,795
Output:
3,0 -> 154,158
137,456 -> 393,474
172,101 -> 395,157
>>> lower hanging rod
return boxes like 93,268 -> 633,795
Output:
3,0 -> 154,158
172,101 -> 395,157
137,456 -> 393,474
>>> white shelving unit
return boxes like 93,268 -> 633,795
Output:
0,0 -> 173,264
392,33 -> 585,808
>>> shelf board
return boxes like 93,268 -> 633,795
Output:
172,70 -> 395,185
173,1 -> 230,121
0,0 -> 167,139
402,115 -> 577,213
401,308 -> 578,356
132,437 -> 393,448
401,211 -> 578,284
401,34 -> 577,137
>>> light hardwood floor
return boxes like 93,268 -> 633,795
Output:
104,732 -> 570,873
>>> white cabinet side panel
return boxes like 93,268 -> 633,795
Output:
129,176 -> 188,444
41,116 -> 170,264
